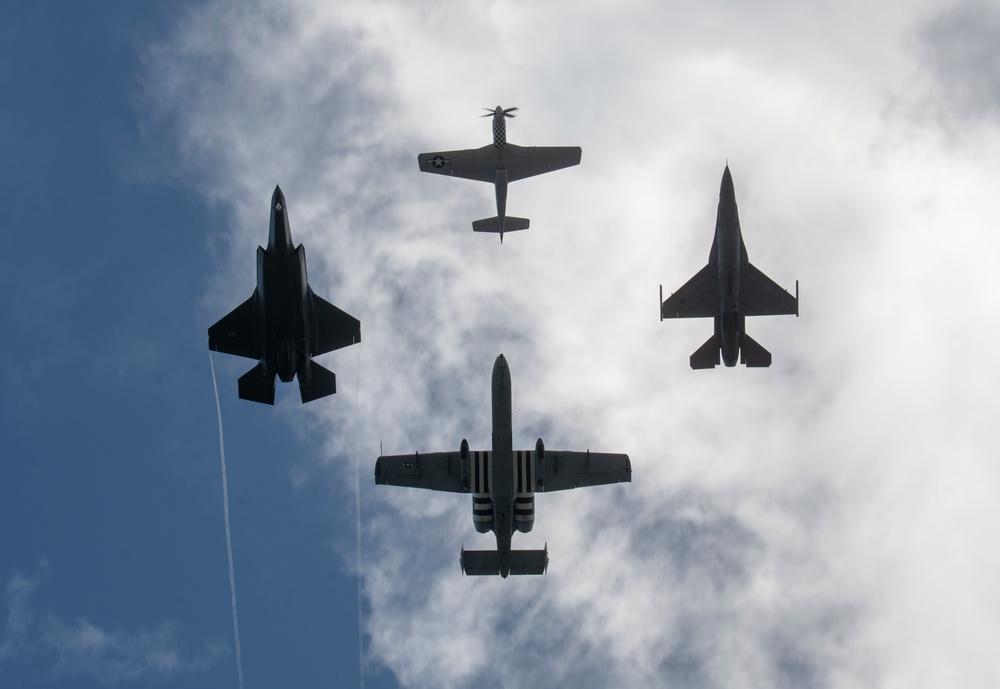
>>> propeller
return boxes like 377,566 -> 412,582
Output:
481,106 -> 518,118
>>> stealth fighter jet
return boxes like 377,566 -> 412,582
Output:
208,186 -> 360,404
417,106 -> 582,242
375,354 -> 631,577
660,166 -> 798,368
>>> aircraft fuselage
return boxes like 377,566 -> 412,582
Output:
256,186 -> 312,383
490,353 -> 515,577
712,167 -> 746,367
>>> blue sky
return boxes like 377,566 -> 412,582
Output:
1,3 -> 374,688
4,2 -> 1000,689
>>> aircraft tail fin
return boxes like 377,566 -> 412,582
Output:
299,360 -> 337,403
238,363 -> 276,405
460,546 -> 548,577
472,216 -> 530,234
740,334 -> 772,367
690,336 -> 721,370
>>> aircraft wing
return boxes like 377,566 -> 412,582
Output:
208,293 -> 259,359
310,291 -> 361,356
417,146 -> 498,183
374,452 -> 468,493
741,263 -> 798,316
501,144 -> 582,182
537,451 -> 631,492
661,264 -> 719,319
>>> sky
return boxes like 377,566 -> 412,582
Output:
2,1 -> 999,688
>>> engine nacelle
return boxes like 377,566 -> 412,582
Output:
514,495 -> 535,533
468,446 -> 493,533
535,437 -> 544,459
514,448 -> 536,534
461,438 -> 469,460
472,495 -> 494,533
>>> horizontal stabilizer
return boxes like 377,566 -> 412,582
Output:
299,361 -> 336,403
740,334 -> 772,367
508,548 -> 548,575
461,548 -> 500,576
690,336 -> 720,370
238,363 -> 275,405
472,216 -> 530,233
460,547 -> 548,576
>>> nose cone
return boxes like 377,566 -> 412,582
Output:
716,164 -> 739,228
494,353 -> 507,372
495,106 -> 504,115
271,185 -> 286,212
720,165 -> 734,198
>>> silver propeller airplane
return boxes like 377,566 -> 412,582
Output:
660,165 -> 799,368
417,106 -> 582,242
375,354 -> 631,577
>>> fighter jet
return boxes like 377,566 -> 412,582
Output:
417,106 -> 582,242
660,166 -> 798,369
375,354 -> 631,577
208,186 -> 360,404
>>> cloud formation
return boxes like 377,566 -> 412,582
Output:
918,0 -> 1000,124
140,1 -> 1000,688
1,565 -> 223,685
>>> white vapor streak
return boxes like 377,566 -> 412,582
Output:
209,351 -> 244,689
354,344 -> 365,689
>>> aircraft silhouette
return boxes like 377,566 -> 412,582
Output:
418,106 -> 581,242
376,354 -> 631,577
660,166 -> 798,368
208,186 -> 360,403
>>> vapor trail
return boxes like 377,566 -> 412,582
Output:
354,344 -> 365,689
209,352 -> 244,689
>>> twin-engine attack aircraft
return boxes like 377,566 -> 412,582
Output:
375,355 -> 631,578
417,106 -> 582,242
660,166 -> 798,369
208,186 -> 360,404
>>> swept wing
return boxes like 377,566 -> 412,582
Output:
740,263 -> 798,316
310,291 -> 361,356
661,264 -> 719,319
208,294 -> 258,359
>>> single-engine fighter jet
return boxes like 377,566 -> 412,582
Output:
375,354 -> 631,578
208,186 -> 360,404
417,106 -> 582,242
660,166 -> 798,369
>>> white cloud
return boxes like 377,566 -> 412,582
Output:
141,1 -> 1000,688
0,566 -> 223,685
